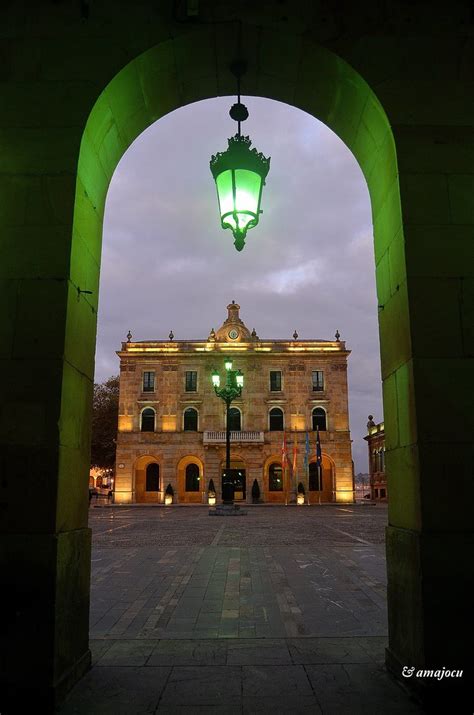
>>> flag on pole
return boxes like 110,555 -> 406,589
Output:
304,431 -> 310,471
281,432 -> 287,470
292,431 -> 298,474
316,425 -> 322,491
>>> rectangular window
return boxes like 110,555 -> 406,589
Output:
143,371 -> 155,392
312,370 -> 324,391
270,370 -> 282,391
185,370 -> 197,392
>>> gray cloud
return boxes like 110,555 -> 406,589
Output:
96,97 -> 383,472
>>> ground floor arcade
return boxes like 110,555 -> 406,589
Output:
114,433 -> 354,505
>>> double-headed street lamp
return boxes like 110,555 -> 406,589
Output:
211,358 -> 244,504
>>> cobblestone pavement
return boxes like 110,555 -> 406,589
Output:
60,505 -> 422,713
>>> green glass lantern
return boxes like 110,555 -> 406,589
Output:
210,134 -> 270,251
210,60 -> 270,252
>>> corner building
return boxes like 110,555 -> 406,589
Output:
364,416 -> 387,501
115,303 -> 354,504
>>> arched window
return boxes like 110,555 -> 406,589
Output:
183,407 -> 198,431
268,463 -> 283,491
145,463 -> 160,491
141,408 -> 155,432
228,407 -> 241,431
185,463 -> 200,492
269,407 -> 284,431
309,462 -> 323,491
312,407 -> 327,431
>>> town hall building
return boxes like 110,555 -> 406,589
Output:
114,302 -> 354,504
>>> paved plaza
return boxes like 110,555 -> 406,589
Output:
60,505 -> 422,713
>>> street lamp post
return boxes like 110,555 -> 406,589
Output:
212,359 -> 244,504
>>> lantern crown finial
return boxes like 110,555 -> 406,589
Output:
210,134 -> 270,180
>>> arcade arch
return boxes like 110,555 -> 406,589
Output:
176,455 -> 205,503
3,13 -> 470,706
134,454 -> 162,503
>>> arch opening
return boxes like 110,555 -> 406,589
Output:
38,21 -> 409,704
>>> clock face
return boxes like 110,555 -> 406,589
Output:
228,328 -> 239,340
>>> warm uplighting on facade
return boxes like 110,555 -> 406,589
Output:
126,347 -> 180,353
335,490 -> 355,503
290,414 -> 305,431
118,416 -> 133,432
162,415 -> 177,431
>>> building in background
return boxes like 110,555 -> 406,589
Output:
354,472 -> 371,500
114,302 -> 354,504
364,416 -> 387,501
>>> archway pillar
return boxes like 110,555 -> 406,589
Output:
383,125 -> 473,699
0,114 -> 95,706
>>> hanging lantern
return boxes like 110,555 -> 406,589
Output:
210,61 -> 270,252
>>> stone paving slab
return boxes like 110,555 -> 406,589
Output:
226,639 -> 292,665
305,663 -> 421,714
97,639 -> 159,666
159,666 -> 242,706
59,666 -> 170,714
242,696 -> 322,713
147,640 -> 227,666
58,506 -> 423,713
287,637 -> 374,664
89,540 -> 388,641
242,664 -> 314,698
60,643 -> 421,714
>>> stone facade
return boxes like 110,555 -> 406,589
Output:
364,416 -> 387,501
115,303 -> 354,505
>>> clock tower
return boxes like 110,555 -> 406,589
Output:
214,300 -> 253,342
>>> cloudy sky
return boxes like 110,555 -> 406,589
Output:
96,96 -> 383,473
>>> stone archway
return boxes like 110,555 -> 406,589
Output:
177,455 -> 205,503
134,455 -> 162,504
2,10 -> 472,708
263,454 -> 286,503
307,454 -> 335,504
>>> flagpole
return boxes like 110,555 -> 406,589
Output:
282,431 -> 288,506
304,431 -> 310,506
289,429 -> 299,504
316,425 -> 323,505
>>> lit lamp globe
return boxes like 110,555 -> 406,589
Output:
210,133 -> 270,252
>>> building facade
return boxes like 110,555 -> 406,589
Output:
114,303 -> 354,504
364,416 -> 387,501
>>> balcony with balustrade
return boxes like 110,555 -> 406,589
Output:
203,430 -> 265,444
